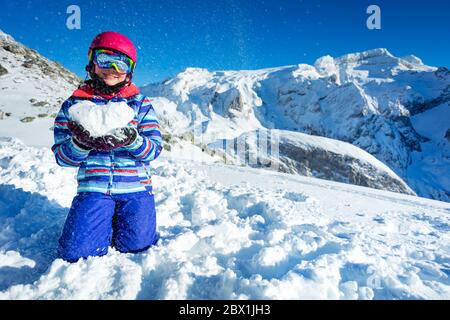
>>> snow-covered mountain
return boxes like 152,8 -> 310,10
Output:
0,137 -> 449,299
141,49 -> 450,202
0,29 -> 81,146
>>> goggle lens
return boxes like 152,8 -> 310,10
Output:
92,49 -> 134,73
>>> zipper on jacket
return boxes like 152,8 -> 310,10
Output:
140,162 -> 151,182
106,151 -> 114,195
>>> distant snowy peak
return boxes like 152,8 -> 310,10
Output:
335,48 -> 394,64
161,48 -> 436,85
149,49 -> 436,96
314,48 -> 436,83
333,48 -> 432,70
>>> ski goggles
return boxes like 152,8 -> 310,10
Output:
91,49 -> 135,74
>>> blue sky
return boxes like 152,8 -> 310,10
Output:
1,0 -> 449,86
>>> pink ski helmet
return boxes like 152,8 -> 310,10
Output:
88,31 -> 137,65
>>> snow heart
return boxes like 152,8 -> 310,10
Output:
68,101 -> 135,137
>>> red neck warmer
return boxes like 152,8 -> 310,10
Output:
72,82 -> 140,99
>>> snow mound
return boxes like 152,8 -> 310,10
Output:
0,251 -> 35,269
68,101 -> 135,137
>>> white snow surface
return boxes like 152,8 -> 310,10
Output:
68,101 -> 135,137
0,137 -> 449,300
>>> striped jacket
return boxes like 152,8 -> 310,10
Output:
51,83 -> 163,195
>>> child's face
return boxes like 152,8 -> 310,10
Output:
94,65 -> 128,86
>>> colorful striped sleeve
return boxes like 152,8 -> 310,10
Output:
51,99 -> 91,167
124,97 -> 163,161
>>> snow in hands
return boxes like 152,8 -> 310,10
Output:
0,138 -> 449,299
68,101 -> 135,137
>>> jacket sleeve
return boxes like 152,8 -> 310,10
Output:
51,99 -> 91,167
124,97 -> 163,161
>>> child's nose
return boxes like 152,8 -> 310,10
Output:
103,68 -> 123,75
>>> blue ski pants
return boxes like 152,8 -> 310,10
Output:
58,191 -> 159,262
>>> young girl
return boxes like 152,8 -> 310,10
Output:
52,31 -> 163,262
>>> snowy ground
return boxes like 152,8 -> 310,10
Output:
0,137 -> 449,299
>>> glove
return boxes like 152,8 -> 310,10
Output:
92,127 -> 138,152
67,121 -> 95,150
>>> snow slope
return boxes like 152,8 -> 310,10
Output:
0,29 -> 80,146
208,128 -> 415,195
408,103 -> 450,201
0,137 -> 449,299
